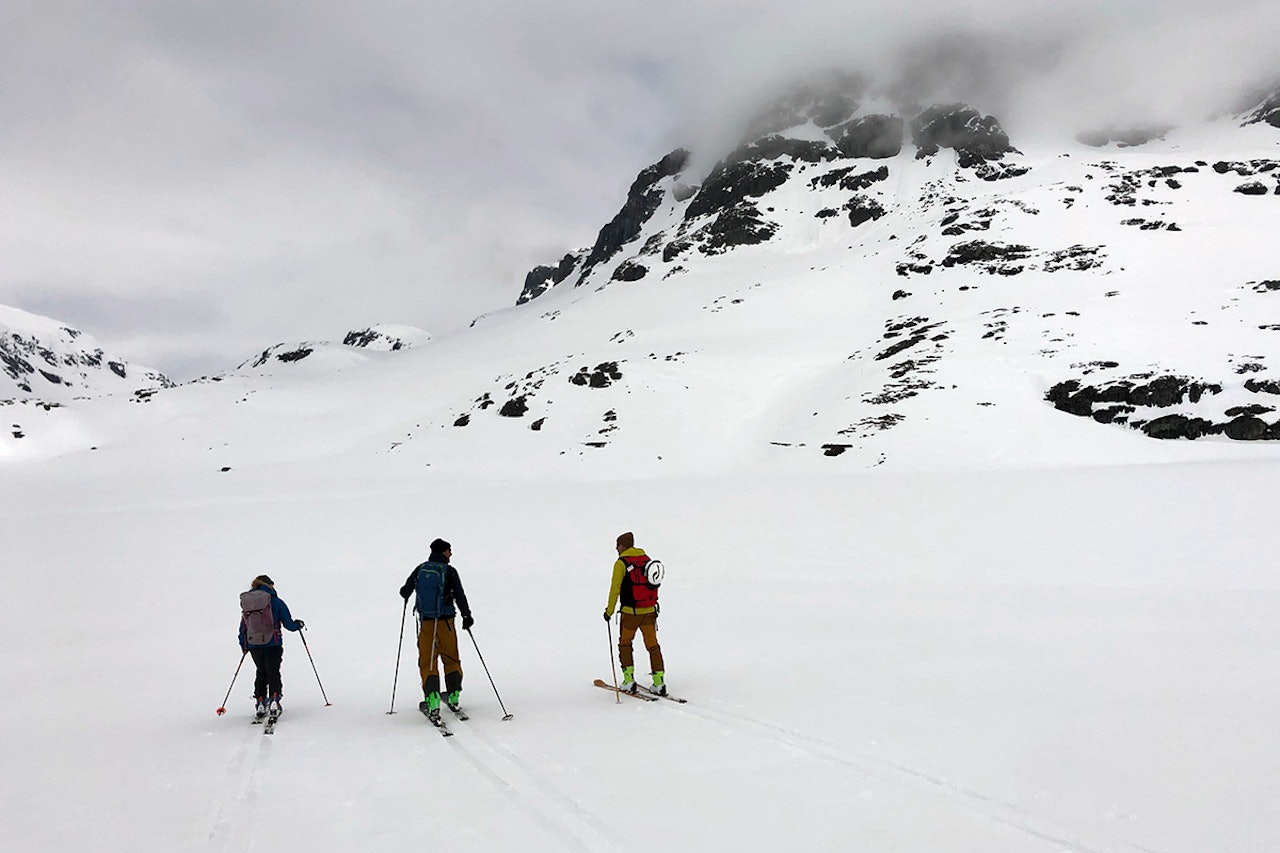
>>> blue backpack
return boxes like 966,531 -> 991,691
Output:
415,562 -> 452,619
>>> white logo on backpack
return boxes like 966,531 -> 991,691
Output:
644,559 -> 665,586
240,589 -> 276,645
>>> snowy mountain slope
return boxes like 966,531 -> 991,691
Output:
513,80 -> 1280,454
8,86 -> 1280,474
0,304 -> 171,403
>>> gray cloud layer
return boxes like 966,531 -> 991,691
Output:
2,1 -> 1276,378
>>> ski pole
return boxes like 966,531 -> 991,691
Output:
215,650 -> 248,716
467,628 -> 514,720
606,614 -> 620,704
298,629 -> 332,706
388,598 -> 409,714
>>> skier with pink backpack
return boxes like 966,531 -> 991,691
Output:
238,575 -> 305,721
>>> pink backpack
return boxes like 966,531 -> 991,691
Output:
240,589 -> 275,645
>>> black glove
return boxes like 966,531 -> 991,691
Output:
462,615 -> 474,631
603,610 -> 612,621
294,619 -> 305,630
399,583 -> 413,601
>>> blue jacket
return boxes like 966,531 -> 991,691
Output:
239,587 -> 301,650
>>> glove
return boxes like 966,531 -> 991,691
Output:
462,615 -> 474,631
603,610 -> 612,621
295,619 -> 306,630
399,583 -> 413,601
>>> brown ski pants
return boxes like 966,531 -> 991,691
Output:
418,617 -> 463,695
618,612 -> 664,672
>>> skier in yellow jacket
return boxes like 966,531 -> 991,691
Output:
603,531 -> 667,695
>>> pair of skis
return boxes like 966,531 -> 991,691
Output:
593,678 -> 687,704
251,707 -> 283,734
420,701 -> 468,737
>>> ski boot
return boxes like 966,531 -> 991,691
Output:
253,698 -> 268,722
420,691 -> 442,723
649,671 -> 667,697
267,694 -> 283,717
445,690 -> 462,713
620,666 -> 637,694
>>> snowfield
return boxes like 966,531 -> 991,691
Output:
2,454 -> 1278,852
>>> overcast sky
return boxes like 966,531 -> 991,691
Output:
2,1 -> 1277,379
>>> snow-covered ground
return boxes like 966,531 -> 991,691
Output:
2,448 -> 1278,852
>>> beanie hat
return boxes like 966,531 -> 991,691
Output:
430,538 -> 452,560
616,532 -> 634,551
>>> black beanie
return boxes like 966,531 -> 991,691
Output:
430,538 -> 452,560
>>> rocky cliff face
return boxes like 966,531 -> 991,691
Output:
518,75 -> 1026,299
1240,79 -> 1280,129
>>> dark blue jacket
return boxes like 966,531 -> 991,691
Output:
239,587 -> 301,650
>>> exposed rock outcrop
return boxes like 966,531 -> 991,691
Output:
911,104 -> 1015,167
518,252 -> 583,305
574,149 -> 691,285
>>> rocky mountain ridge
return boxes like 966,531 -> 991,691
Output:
510,74 -> 1280,446
236,324 -> 433,372
0,305 -> 171,404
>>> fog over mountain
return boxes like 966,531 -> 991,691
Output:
2,1 -> 1278,379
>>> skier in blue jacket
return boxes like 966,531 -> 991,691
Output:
399,539 -> 473,721
238,575 -> 304,718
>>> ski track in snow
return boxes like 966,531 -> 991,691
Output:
207,723 -> 269,851
442,717 -> 620,852
201,694 -> 1170,853
672,699 -> 1165,853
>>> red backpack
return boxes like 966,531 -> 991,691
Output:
622,555 -> 662,609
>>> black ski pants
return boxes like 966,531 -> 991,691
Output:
249,646 -> 284,701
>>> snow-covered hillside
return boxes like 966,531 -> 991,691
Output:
7,76 -> 1279,473
0,304 -> 171,403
